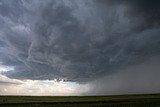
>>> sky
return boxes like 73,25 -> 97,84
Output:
0,0 -> 160,96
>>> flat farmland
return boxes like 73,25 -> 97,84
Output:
0,94 -> 160,107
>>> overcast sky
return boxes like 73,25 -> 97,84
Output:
0,0 -> 160,96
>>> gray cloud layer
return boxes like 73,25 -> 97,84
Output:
0,0 -> 160,84
86,56 -> 160,95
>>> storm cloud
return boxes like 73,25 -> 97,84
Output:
0,0 -> 160,93
86,56 -> 160,95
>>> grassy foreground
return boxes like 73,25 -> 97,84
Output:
0,94 -> 160,107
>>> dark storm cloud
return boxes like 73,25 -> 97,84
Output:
96,0 -> 160,31
0,0 -> 160,85
86,56 -> 160,95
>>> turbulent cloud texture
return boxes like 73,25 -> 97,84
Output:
0,0 -> 160,89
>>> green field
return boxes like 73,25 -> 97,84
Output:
1,94 -> 160,107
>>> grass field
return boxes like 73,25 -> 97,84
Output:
0,94 -> 160,107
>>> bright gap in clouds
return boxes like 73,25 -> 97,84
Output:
0,75 -> 90,96
0,64 -> 14,73
0,65 -> 89,96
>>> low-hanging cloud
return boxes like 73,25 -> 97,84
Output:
0,0 -> 160,89
86,56 -> 160,95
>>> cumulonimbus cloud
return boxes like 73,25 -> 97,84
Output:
0,0 -> 160,84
